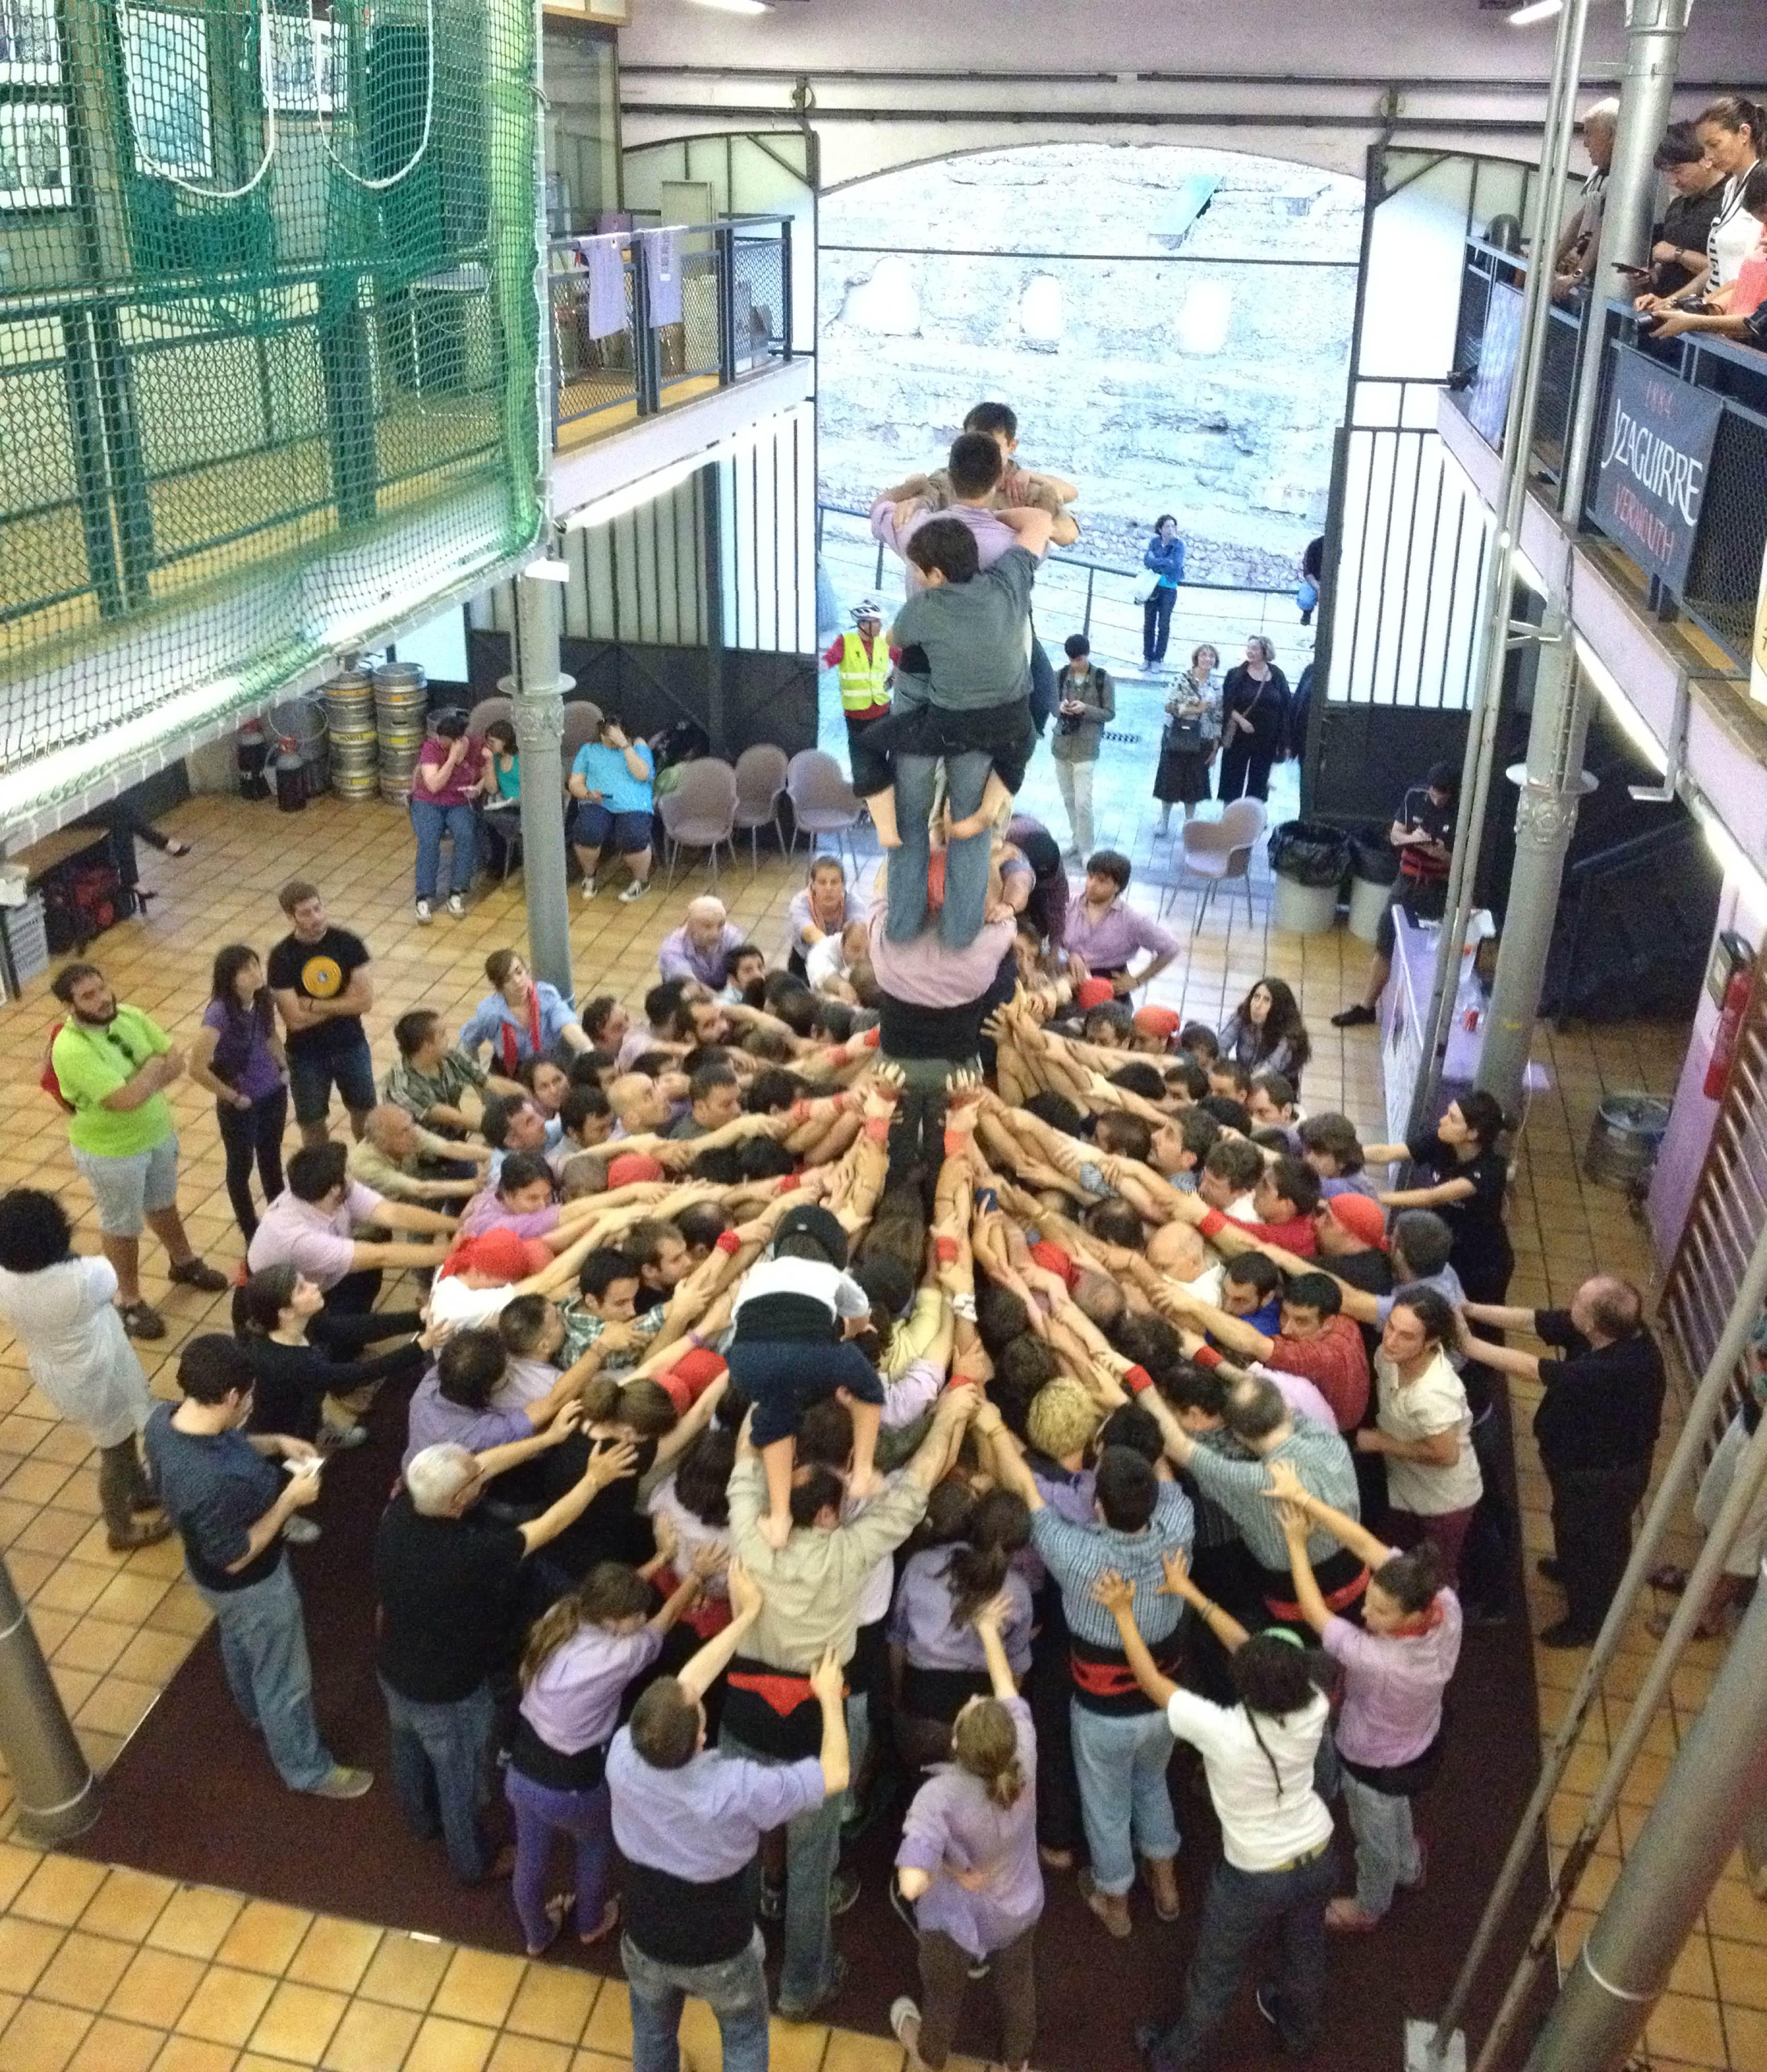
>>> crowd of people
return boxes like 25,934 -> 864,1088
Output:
1,719 -> 1681,2072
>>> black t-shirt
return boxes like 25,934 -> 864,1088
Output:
1531,1311 -> 1666,1473
1406,1135 -> 1514,1304
1332,1245 -> 1396,1368
1655,182 -> 1725,294
1396,785 -> 1455,887
267,927 -> 370,1057
373,1490 -> 528,1702
538,1431 -> 659,1580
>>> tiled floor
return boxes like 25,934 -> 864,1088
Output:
0,768 -> 1759,2072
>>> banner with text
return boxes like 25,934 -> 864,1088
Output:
1592,345 -> 1723,593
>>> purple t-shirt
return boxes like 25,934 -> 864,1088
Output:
200,998 -> 284,1102
415,735 -> 482,809
896,1695 -> 1043,1957
873,498 -> 1019,592
457,1190 -> 561,1242
402,1368 -> 530,1472
520,1623 -> 665,1756
1324,1579 -> 1463,1769
888,1549 -> 1034,1678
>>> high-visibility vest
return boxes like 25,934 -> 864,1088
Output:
837,632 -> 890,715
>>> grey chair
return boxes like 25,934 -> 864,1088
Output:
659,758 -> 739,889
733,743 -> 790,874
1159,798 -> 1267,932
785,749 -> 862,873
467,695 -> 512,738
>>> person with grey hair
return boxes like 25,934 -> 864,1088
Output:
372,1419 -> 641,1882
1216,638 -> 1290,804
1553,98 -> 1620,301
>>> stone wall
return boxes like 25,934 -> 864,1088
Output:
817,143 -> 1363,589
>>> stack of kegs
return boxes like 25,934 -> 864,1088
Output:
325,669 -> 378,801
373,661 -> 428,804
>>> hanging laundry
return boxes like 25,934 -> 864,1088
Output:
644,227 -> 683,328
576,233 -> 628,340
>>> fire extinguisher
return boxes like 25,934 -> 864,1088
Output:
1705,961 -> 1754,1099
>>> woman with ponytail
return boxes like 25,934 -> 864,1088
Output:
1267,1460 -> 1461,1932
1094,1562 -> 1337,2069
506,1553 -> 716,1954
889,1485 -> 1033,1771
891,1596 -> 1043,2072
234,1264 -> 428,1457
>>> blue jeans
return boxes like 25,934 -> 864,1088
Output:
1069,1700 -> 1181,1897
287,1034 -> 378,1129
194,1560 -> 334,1792
720,1728 -> 843,2010
411,798 -> 478,899
378,1674 -> 496,1882
1340,1771 -> 1422,1917
1150,1846 -> 1338,2067
886,749 -> 993,949
623,1927 -> 772,2072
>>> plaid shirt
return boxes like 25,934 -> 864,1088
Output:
381,1049 -> 487,1122
1029,1479 -> 1194,1652
558,1299 -> 665,1371
1183,1420 -> 1358,1573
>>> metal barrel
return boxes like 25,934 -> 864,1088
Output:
373,663 -> 429,804
325,669 -> 380,802
1583,1093 -> 1671,1192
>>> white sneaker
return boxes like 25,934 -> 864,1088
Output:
618,879 -> 650,903
414,899 -> 433,925
283,1516 -> 321,1545
580,875 -> 599,900
446,893 -> 466,918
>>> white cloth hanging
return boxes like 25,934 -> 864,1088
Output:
576,234 -> 628,340
644,227 -> 683,328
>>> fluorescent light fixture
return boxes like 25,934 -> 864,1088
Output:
1508,1 -> 1563,24
1687,792 -> 1767,908
1573,634 -> 1667,772
522,558 -> 572,584
687,0 -> 772,13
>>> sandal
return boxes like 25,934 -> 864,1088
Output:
168,1257 -> 229,1293
525,1892 -> 574,1958
1077,1868 -> 1132,1939
117,1300 -> 165,1340
164,839 -> 193,856
580,1894 -> 620,1946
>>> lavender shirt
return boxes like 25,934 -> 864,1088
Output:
896,1696 -> 1043,1957
520,1623 -> 664,1756
402,1369 -> 528,1472
200,999 -> 284,1102
787,885 -> 862,953
888,1549 -> 1034,1677
1324,1581 -> 1463,1768
872,498 -> 1019,592
457,1190 -> 561,1242
658,922 -> 746,989
867,904 -> 1017,1008
607,1729 -> 824,1882
1018,1457 -> 1097,1592
1060,895 -> 1178,974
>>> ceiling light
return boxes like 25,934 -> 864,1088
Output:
1507,1 -> 1564,24
686,0 -> 773,15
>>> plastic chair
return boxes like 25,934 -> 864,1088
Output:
559,701 -> 603,769
659,758 -> 739,890
467,695 -> 512,738
732,743 -> 789,874
1159,798 -> 1267,932
785,750 -> 862,872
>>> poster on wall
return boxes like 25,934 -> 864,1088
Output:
1591,343 -> 1723,593
1466,281 -> 1524,449
0,102 -> 69,207
0,0 -> 60,83
121,7 -> 213,180
263,16 -> 347,114
1752,539 -> 1767,709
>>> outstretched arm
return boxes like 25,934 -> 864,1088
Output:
1090,1572 -> 1180,1708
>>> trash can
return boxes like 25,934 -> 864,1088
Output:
1268,821 -> 1351,937
1348,828 -> 1400,945
1583,1094 -> 1671,1193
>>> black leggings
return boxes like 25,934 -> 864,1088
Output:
216,1087 -> 288,1242
1218,737 -> 1277,802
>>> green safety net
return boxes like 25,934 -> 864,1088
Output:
0,0 -> 542,815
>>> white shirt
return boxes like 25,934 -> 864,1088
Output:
1711,172 -> 1761,286
732,1256 -> 871,1324
646,1475 -> 732,1600
1178,1261 -> 1225,1309
426,1275 -> 516,1332
0,1256 -> 151,1449
805,936 -> 850,991
1165,1687 -> 1334,1872
1375,1348 -> 1483,1516
494,1353 -> 561,1411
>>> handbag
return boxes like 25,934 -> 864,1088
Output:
1133,582 -> 1155,607
1165,714 -> 1206,754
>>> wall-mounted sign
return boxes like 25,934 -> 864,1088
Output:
1591,343 -> 1724,593
1466,281 -> 1524,449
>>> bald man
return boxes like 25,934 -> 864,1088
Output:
347,1105 -> 490,1204
658,897 -> 746,989
1554,97 -> 1619,301
1460,1274 -> 1664,1647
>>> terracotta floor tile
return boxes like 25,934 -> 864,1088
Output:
12,1858 -> 109,1931
286,1918 -> 383,1995
318,1995 -> 424,2072
52,1620 -> 135,1676
0,1996 -> 94,2072
432,1948 -> 528,2028
77,1869 -> 176,1944
1644,1992 -> 1728,2067
247,1979 -> 349,2062
0,1917 -> 68,1996
0,1843 -> 42,1912
356,1932 -> 454,2011
32,1930 -> 138,2013
503,1966 -> 597,2046
145,1888 -> 245,1963
821,2031 -> 907,2072
403,2011 -> 499,2072
153,2041 -> 248,2072
577,1977 -> 630,2056
172,1964 -> 278,2047
214,1900 -> 314,1976
63,2013 -> 165,2072
486,2037 -> 575,2072
104,1947 -> 206,2028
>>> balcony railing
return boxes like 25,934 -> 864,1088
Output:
1449,236 -> 1767,672
547,217 -> 794,447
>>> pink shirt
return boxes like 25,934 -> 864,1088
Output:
415,735 -> 482,809
247,1181 -> 387,1290
457,1190 -> 561,1242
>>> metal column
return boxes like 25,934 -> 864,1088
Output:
1521,1548 -> 1767,2072
503,570 -> 577,1003
0,1553 -> 98,1844
1558,0 -> 1696,520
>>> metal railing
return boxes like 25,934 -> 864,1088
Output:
547,215 -> 793,442
1448,235 -> 1767,671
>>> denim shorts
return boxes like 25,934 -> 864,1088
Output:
574,802 -> 652,856
287,1037 -> 378,1126
71,1134 -> 180,1237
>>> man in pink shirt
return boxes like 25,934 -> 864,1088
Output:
247,1142 -> 454,1319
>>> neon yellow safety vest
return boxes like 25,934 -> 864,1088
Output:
838,632 -> 891,716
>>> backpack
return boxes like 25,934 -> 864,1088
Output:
40,1021 -> 75,1114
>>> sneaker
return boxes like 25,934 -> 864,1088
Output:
319,1421 -> 368,1450
168,1257 -> 229,1293
447,893 -> 466,918
310,1765 -> 373,1800
283,1516 -> 321,1545
777,1952 -> 846,2023
118,1300 -> 166,1340
890,1998 -> 921,2054
618,879 -> 650,903
1330,1002 -> 1378,1028
415,899 -> 434,925
107,1515 -> 173,1553
580,876 -> 599,899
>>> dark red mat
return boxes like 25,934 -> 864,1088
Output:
67,1373 -> 1553,2069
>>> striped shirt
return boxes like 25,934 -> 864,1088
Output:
1182,1418 -> 1359,1572
1029,1479 -> 1194,1652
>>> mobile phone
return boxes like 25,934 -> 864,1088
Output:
1613,262 -> 1650,278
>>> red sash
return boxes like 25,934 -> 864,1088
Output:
499,985 -> 543,1075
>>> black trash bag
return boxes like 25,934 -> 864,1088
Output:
1349,828 -> 1400,886
1267,820 -> 1352,888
